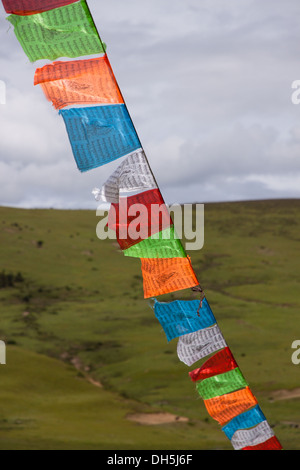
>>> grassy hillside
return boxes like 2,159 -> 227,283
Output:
0,200 -> 299,450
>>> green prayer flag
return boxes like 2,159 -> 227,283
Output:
7,0 -> 105,62
123,226 -> 186,259
196,368 -> 248,400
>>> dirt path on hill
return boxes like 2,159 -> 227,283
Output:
68,355 -> 189,425
269,388 -> 300,401
126,413 -> 189,425
68,355 -> 103,388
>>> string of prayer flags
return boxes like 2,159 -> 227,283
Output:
2,0 -> 78,15
230,421 -> 276,451
177,324 -> 227,367
242,436 -> 283,451
2,0 -> 283,450
107,189 -> 172,250
222,406 -> 282,449
93,150 -> 157,204
34,56 -> 123,110
222,404 -> 267,441
59,104 -> 141,172
189,347 -> 238,382
196,368 -> 248,400
123,226 -> 186,259
204,386 -> 258,426
153,297 -> 280,449
153,298 -> 216,342
7,1 -> 105,62
141,257 -> 199,299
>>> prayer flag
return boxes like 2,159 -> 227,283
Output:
34,55 -> 123,109
230,421 -> 275,451
107,189 -> 172,250
123,226 -> 186,259
153,298 -> 216,342
141,257 -> 199,298
242,436 -> 283,450
189,347 -> 238,382
196,368 -> 248,400
7,1 -> 104,62
59,104 -> 141,172
2,0 -> 78,15
222,404 -> 266,441
204,386 -> 258,426
93,150 -> 157,204
177,324 -> 227,367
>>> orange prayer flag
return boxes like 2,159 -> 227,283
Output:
204,387 -> 258,426
141,256 -> 199,298
34,55 -> 124,110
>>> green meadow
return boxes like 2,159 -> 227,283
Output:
0,200 -> 299,450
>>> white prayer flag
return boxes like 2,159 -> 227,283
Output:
231,420 -> 275,450
93,150 -> 157,203
177,325 -> 227,366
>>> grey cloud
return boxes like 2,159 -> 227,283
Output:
0,0 -> 300,208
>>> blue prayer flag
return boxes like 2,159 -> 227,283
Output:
153,298 -> 216,342
59,104 -> 141,172
222,405 -> 267,441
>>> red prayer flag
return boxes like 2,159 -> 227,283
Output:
107,189 -> 172,250
242,436 -> 283,450
1,0 -> 78,15
189,347 -> 238,382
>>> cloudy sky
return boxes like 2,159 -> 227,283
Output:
0,0 -> 300,209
